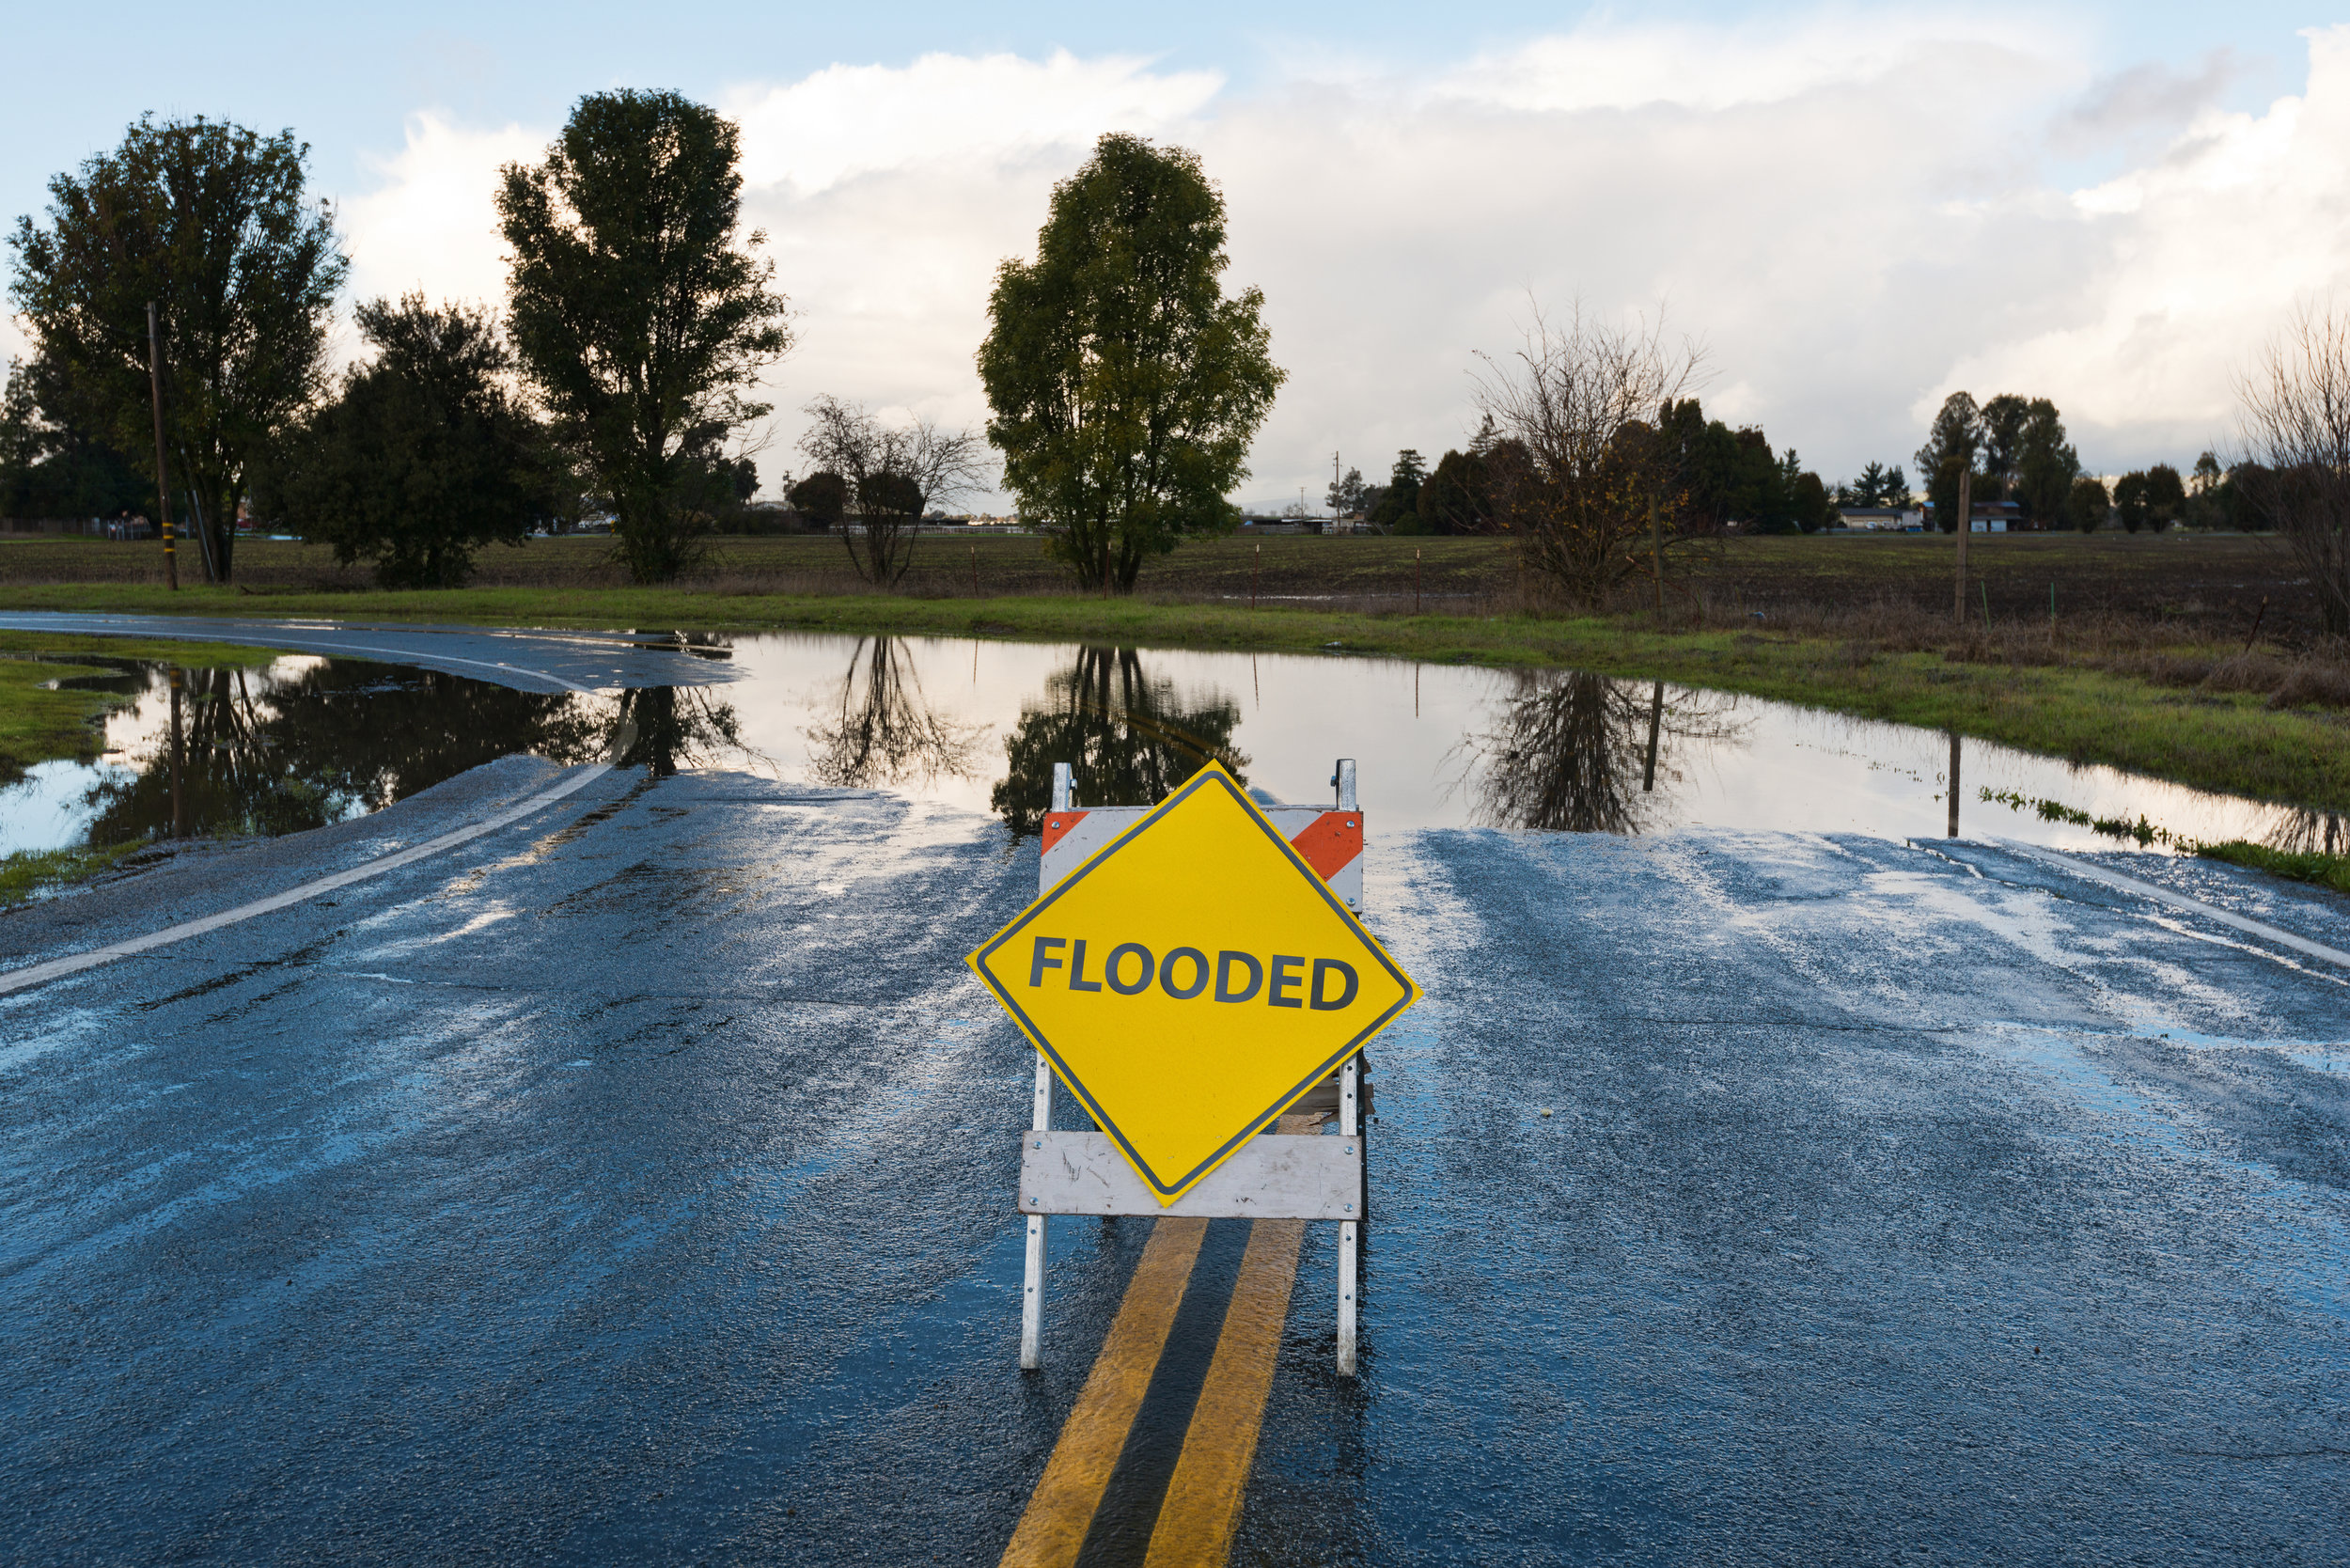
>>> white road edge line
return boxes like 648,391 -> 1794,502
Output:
1998,839 -> 2350,972
0,762 -> 615,996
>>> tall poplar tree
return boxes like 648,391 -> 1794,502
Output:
497,90 -> 791,583
978,133 -> 1283,592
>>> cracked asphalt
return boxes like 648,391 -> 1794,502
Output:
2,627 -> 2347,1563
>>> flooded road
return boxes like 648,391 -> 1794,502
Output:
1,613 -> 2346,1563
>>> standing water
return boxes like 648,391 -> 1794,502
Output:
0,634 -> 2337,865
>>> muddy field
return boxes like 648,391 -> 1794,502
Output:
0,529 -> 2321,640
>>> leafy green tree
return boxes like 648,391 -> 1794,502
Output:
0,354 -> 150,520
2142,463 -> 2186,531
497,89 -> 791,584
1978,393 -> 2030,497
978,133 -> 1284,591
2182,451 -> 2226,528
1418,447 -> 1495,534
1372,449 -> 1427,530
8,115 -> 346,579
2066,475 -> 2110,532
1325,465 -> 1366,518
1882,463 -> 1909,503
2013,398 -> 2080,526
789,470 -> 848,529
1656,399 -> 1793,531
1790,468 -> 1833,532
1916,392 -> 1982,534
1850,461 -> 1891,506
2217,461 -> 2266,531
2114,470 -> 2151,533
256,295 -> 547,588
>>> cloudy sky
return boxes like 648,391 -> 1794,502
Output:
5,2 -> 2344,509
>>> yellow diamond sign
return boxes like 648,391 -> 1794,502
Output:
968,761 -> 1421,1204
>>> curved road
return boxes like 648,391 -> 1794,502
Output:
1,614 -> 2346,1562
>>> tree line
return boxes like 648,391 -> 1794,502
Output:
4,109 -> 1280,592
1330,403 -> 1849,540
1915,390 -> 2264,533
8,101 -> 2342,617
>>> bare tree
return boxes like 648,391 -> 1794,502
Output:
797,395 -> 994,586
2239,304 -> 2350,635
1472,303 -> 1703,608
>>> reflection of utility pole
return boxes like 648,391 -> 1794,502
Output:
147,302 -> 177,590
169,667 -> 187,837
1947,730 -> 1961,839
1642,680 -> 1665,792
1952,467 -> 1972,626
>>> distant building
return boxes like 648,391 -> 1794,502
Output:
1836,506 -> 1924,531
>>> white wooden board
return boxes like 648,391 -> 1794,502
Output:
1019,1129 -> 1364,1220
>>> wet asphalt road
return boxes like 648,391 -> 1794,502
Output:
0,613 -> 740,693
3,625 -> 2349,1562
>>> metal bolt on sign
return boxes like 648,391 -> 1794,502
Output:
973,756 -> 1416,1377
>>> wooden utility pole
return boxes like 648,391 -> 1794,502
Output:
1951,468 -> 1971,625
1414,547 -> 1422,615
1649,496 -> 1667,624
147,301 -> 177,590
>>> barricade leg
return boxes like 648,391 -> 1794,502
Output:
1021,1051 -> 1052,1370
1338,1053 -> 1359,1375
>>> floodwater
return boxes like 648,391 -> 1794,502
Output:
2,633 -> 2339,863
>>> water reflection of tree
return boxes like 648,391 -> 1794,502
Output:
83,662 -> 609,846
1460,670 -> 1742,833
803,637 -> 985,788
2265,806 -> 2346,857
609,684 -> 745,778
993,647 -> 1249,837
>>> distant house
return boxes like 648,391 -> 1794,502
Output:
1970,501 -> 2026,533
1836,506 -> 1924,531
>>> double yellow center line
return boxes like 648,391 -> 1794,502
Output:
999,1215 -> 1307,1566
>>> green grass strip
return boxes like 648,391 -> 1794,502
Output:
2195,840 -> 2350,896
0,839 -> 162,910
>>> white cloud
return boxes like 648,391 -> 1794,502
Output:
1939,27 -> 2350,462
341,112 -> 547,318
325,17 -> 2350,506
725,50 -> 1220,196
1427,8 -> 2077,116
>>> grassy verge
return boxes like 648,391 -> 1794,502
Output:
2194,841 -> 2350,896
0,840 -> 164,909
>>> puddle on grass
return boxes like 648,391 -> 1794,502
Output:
1,635 -> 2340,866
